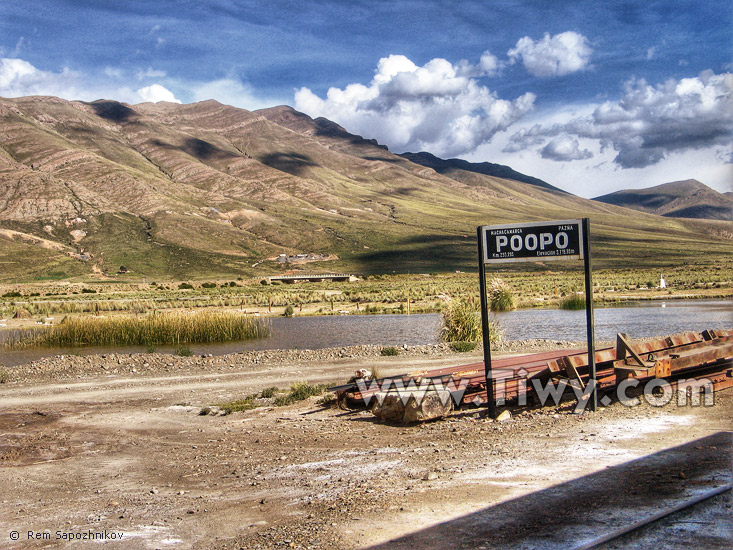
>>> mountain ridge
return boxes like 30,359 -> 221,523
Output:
593,179 -> 733,221
397,151 -> 564,193
0,96 -> 730,281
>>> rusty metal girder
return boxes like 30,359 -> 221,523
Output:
332,330 -> 732,412
668,341 -> 733,371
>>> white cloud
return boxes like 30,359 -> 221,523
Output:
136,83 -> 181,103
0,57 -> 180,105
136,67 -> 167,80
104,66 -> 123,79
508,31 -> 592,77
540,135 -> 592,161
469,122 -> 732,198
0,57 -> 281,111
0,57 -> 82,98
505,70 -> 733,168
190,78 -> 281,111
294,54 -> 535,157
479,50 -> 500,76
12,37 -> 25,57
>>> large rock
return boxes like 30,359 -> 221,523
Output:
371,392 -> 405,421
372,390 -> 453,424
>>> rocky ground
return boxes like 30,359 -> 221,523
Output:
0,344 -> 730,549
0,339 -> 590,382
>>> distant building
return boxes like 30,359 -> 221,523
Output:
267,274 -> 357,284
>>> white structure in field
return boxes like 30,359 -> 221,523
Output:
660,274 -> 667,289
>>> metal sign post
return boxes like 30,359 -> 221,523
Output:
477,218 -> 596,416
581,218 -> 596,412
476,225 -> 495,418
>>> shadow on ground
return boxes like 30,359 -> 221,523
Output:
365,431 -> 731,550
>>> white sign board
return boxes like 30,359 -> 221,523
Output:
481,219 -> 584,264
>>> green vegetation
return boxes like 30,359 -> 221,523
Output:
449,341 -> 477,352
175,345 -> 192,357
441,298 -> 502,347
559,294 -> 586,310
283,304 -> 295,317
441,299 -> 481,342
5,311 -> 270,348
274,382 -> 328,406
260,386 -> 279,398
488,278 -> 515,311
209,383 -> 327,415
0,264 -> 730,326
213,386 -> 281,415
380,346 -> 400,356
217,397 -> 258,414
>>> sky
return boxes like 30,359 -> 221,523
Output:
0,0 -> 731,197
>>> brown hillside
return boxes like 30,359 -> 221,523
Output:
593,179 -> 733,221
0,96 -> 730,281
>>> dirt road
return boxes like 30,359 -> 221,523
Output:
1,348 -> 730,549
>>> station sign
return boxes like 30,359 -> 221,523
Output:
481,219 -> 583,264
476,217 -> 597,416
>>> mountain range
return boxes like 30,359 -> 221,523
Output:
593,180 -> 732,221
0,96 -> 730,282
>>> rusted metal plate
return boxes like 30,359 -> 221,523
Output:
668,342 -> 733,371
655,358 -> 671,378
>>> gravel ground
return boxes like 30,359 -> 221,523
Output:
0,339 -> 589,384
0,343 -> 730,550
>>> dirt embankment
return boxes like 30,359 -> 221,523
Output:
0,339 -> 587,381
0,346 -> 730,550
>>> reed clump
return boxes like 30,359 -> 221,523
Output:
441,298 -> 502,346
488,278 -> 515,312
11,311 -> 270,348
559,294 -> 586,310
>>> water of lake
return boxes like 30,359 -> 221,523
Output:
0,299 -> 730,367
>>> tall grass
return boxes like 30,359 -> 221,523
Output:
488,278 -> 515,311
8,311 -> 270,348
274,382 -> 328,406
559,294 -> 586,310
441,299 -> 502,346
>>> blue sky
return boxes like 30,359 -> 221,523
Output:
1,0 -> 731,196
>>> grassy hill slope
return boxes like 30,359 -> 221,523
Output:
593,179 -> 733,221
0,97 -> 730,282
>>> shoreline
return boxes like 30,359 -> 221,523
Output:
0,339 -> 590,382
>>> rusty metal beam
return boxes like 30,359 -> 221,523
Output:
333,330 -> 733,412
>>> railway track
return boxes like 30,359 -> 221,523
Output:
573,483 -> 732,550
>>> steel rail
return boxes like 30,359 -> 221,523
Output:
572,483 -> 732,550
